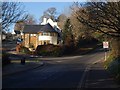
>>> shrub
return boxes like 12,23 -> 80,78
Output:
50,46 -> 63,56
19,46 -> 31,54
104,53 -> 116,69
76,37 -> 98,48
35,44 -> 62,57
60,44 -> 76,55
29,43 -> 35,49
2,52 -> 11,66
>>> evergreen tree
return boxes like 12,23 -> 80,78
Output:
62,19 -> 74,47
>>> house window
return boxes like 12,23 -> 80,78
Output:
43,32 -> 47,36
39,40 -> 50,45
50,33 -> 53,36
50,33 -> 56,36
43,40 -> 50,45
30,34 -> 36,36
40,32 -> 56,36
54,33 -> 56,36
41,32 -> 50,36
47,33 -> 50,36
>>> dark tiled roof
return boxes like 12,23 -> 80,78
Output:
23,25 -> 43,34
23,23 -> 58,34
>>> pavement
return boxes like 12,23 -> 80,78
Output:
84,60 -> 120,88
3,61 -> 44,76
2,50 -> 44,77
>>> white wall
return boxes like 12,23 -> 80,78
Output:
41,18 -> 61,30
41,18 -> 47,25
39,36 -> 57,45
47,19 -> 60,29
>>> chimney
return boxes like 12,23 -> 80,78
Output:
44,18 -> 47,23
41,18 -> 47,25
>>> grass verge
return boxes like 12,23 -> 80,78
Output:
104,54 -> 120,84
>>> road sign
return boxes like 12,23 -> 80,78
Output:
103,41 -> 109,48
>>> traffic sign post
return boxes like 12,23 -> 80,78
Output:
103,41 -> 109,61
105,49 -> 107,61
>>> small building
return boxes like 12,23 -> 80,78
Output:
22,23 -> 61,49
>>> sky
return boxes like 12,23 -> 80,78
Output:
10,2 -> 73,33
22,2 -> 73,23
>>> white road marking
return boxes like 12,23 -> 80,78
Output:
77,65 -> 91,88
92,57 -> 104,64
77,57 -> 104,89
40,56 -> 83,60
56,61 -> 62,62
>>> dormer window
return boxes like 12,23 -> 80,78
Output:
41,32 -> 50,36
43,32 -> 47,36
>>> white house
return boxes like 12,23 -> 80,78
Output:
22,18 -> 62,48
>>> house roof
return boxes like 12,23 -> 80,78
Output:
23,23 -> 58,34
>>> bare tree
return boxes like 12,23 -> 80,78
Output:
25,14 -> 36,25
14,14 -> 36,33
74,2 -> 120,56
2,2 -> 27,32
40,7 -> 57,21
70,3 -> 94,45
14,20 -> 25,32
57,14 -> 67,30
76,2 -> 120,37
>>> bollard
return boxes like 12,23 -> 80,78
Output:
21,57 -> 25,65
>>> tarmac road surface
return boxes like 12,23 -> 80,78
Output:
3,48 -> 119,89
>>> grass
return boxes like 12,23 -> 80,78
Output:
104,54 -> 120,83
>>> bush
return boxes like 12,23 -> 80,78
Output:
35,44 -> 62,57
61,45 -> 75,55
50,46 -> 63,56
104,53 -> 116,69
2,52 -> 11,66
29,43 -> 35,49
19,46 -> 31,54
76,37 -> 98,48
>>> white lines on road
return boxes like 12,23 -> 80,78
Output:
92,57 -> 104,65
77,65 -> 91,89
40,56 -> 83,60
77,57 -> 104,89
56,61 -> 62,63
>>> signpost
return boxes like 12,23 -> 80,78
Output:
103,41 -> 109,61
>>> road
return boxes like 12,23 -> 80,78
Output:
3,48 -> 117,89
